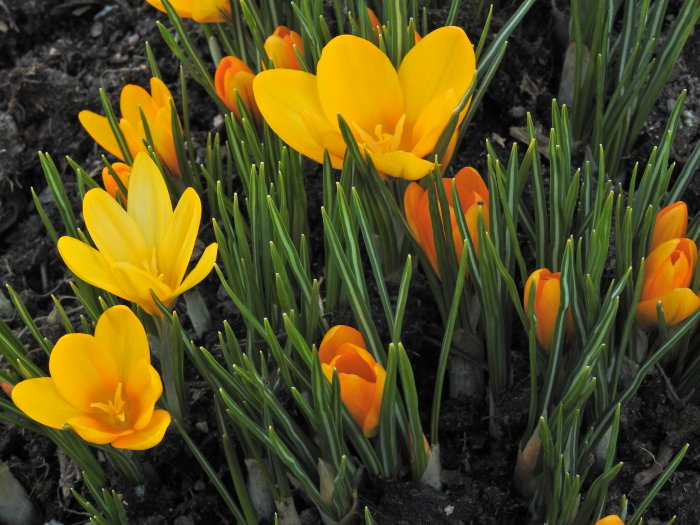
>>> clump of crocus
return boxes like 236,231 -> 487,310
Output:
79,77 -> 181,177
595,516 -> 624,525
636,238 -> 700,326
264,26 -> 304,70
524,268 -> 574,352
102,162 -> 131,204
651,201 -> 687,250
319,326 -> 386,437
214,56 -> 260,121
12,306 -> 170,450
57,153 -> 218,316
254,26 -> 475,180
404,166 -> 488,274
145,0 -> 230,22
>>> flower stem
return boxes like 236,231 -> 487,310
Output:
155,316 -> 186,423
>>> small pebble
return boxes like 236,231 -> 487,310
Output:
195,421 -> 209,433
90,21 -> 103,38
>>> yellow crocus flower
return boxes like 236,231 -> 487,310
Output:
145,0 -> 230,23
253,26 -> 475,181
79,77 -> 181,177
57,153 -> 218,316
12,306 -> 170,450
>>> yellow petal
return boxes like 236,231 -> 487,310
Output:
157,187 -> 201,289
50,333 -> 120,411
83,188 -> 150,266
127,153 -> 173,248
66,415 -> 133,445
636,288 -> 700,326
125,363 -> 163,430
319,325 -> 366,364
366,149 -> 435,180
299,109 -> 347,165
120,84 -> 157,126
119,118 -> 147,158
111,409 -> 171,450
78,111 -> 125,160
111,262 -> 175,315
192,0 -> 229,22
170,243 -> 219,296
316,35 -> 403,135
408,88 -> 460,157
398,27 -> 475,134
254,70 -> 333,164
57,236 -> 124,297
12,378 -> 82,429
94,306 -> 151,380
150,77 -> 173,108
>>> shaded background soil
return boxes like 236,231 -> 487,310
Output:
1,0 -> 699,523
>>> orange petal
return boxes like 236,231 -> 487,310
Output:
652,202 -> 688,250
337,372 -> 377,436
319,325 -> 366,364
66,415 -> 133,445
125,363 -> 163,430
636,288 -> 700,326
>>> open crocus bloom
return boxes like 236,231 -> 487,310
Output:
264,26 -> 304,70
145,0 -> 230,23
636,238 -> 700,325
319,326 -> 386,437
524,268 -> 574,352
254,26 -> 475,180
57,153 -> 218,316
650,201 -> 687,250
79,77 -> 181,177
214,56 -> 260,121
404,166 -> 488,274
12,306 -> 170,450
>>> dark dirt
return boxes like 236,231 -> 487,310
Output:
1,0 -> 700,524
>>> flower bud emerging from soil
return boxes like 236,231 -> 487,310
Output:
651,201 -> 687,250
319,326 -> 386,437
636,237 -> 700,326
523,268 -> 574,352
102,162 -> 131,205
404,166 -> 489,275
253,26 -> 475,180
264,26 -> 304,70
12,306 -> 171,450
214,56 -> 260,121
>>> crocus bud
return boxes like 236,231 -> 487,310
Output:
595,516 -> 624,525
1,383 -> 13,397
651,201 -> 687,250
636,238 -> 700,326
264,26 -> 304,70
365,8 -> 421,43
101,162 -> 131,204
214,56 -> 260,121
319,326 -> 386,437
404,167 -> 489,275
523,268 -> 574,352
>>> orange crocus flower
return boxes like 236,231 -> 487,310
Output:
145,0 -> 230,23
264,26 -> 304,70
651,201 -> 687,250
214,56 -> 260,121
636,238 -> 700,325
524,268 -> 574,352
79,77 -> 181,177
404,166 -> 489,274
595,516 -> 624,525
102,162 -> 131,204
319,326 -> 386,437
12,306 -> 171,450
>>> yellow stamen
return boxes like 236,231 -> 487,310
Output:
90,382 -> 127,423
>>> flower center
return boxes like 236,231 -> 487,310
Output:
352,114 -> 406,155
90,382 -> 127,424
141,247 -> 166,283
